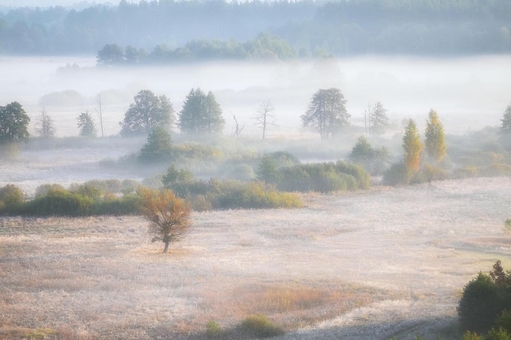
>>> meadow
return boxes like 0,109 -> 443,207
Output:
1,177 -> 510,339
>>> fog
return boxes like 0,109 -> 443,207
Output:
1,55 -> 509,138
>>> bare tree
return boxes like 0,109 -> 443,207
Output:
232,113 -> 245,140
139,187 -> 191,253
95,94 -> 104,137
253,100 -> 277,140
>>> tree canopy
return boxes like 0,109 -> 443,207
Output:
120,90 -> 174,136
77,111 -> 97,138
301,88 -> 350,139
178,88 -> 225,135
501,104 -> 511,134
424,109 -> 446,162
402,119 -> 423,172
0,102 -> 30,144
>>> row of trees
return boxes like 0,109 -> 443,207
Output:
96,33 -> 296,66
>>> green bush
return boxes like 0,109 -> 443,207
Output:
23,187 -> 94,217
496,310 -> 511,334
486,327 -> 511,340
383,162 -> 413,186
275,161 -> 369,193
238,314 -> 285,338
479,163 -> 511,177
458,272 -> 506,334
461,331 -> 484,340
0,184 -> 24,212
206,320 -> 222,338
35,184 -> 66,198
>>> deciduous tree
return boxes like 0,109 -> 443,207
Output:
0,102 -> 30,144
403,119 -> 423,172
139,187 -> 191,253
424,109 -> 446,162
301,88 -> 349,139
253,100 -> 276,140
96,44 -> 124,66
120,90 -> 174,136
138,127 -> 173,162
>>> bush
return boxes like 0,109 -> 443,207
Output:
206,320 -> 222,338
383,162 -> 413,186
496,310 -> 511,334
461,331 -> 484,340
35,184 -> 66,198
23,187 -> 94,217
458,272 -> 506,334
453,166 -> 479,179
275,161 -> 369,193
486,327 -> 511,340
238,314 -> 285,338
480,163 -> 511,177
0,184 -> 24,212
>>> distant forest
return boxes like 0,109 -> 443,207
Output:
0,0 -> 510,57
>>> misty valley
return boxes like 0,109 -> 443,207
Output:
1,1 -> 511,340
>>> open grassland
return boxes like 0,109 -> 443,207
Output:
1,177 -> 511,339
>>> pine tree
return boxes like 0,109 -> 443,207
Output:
403,119 -> 423,172
369,101 -> 389,135
36,108 -> 56,138
501,104 -> 511,134
77,111 -> 97,137
178,88 -> 224,135
424,109 -> 446,162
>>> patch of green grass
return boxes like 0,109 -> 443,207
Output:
238,314 -> 285,338
206,320 -> 223,338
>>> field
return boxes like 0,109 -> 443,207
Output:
1,177 -> 511,339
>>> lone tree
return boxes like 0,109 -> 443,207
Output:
120,90 -> 174,136
501,103 -> 511,133
424,109 -> 446,163
301,88 -> 350,139
139,187 -> 191,253
369,102 -> 389,135
0,102 -> 30,145
36,108 -> 56,138
178,88 -> 225,135
77,111 -> 97,137
253,100 -> 276,140
138,127 -> 173,162
403,119 -> 423,172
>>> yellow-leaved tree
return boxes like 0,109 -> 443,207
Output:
139,187 -> 191,253
424,109 -> 446,163
403,119 -> 423,172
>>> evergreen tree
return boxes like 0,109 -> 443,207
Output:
178,88 -> 224,135
369,101 -> 389,135
36,108 -> 56,138
402,119 -> 423,172
501,104 -> 511,134
301,88 -> 350,139
138,127 -> 172,162
424,109 -> 446,162
77,111 -> 97,137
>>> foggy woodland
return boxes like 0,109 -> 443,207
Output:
1,0 -> 511,340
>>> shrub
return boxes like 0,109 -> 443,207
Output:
206,320 -> 222,338
383,162 -> 413,186
24,187 -> 94,217
480,163 -> 511,177
0,184 -> 24,211
461,331 -> 484,340
35,184 -> 66,198
458,272 -> 506,334
238,314 -> 285,338
453,166 -> 479,179
496,310 -> 511,334
505,219 -> 511,231
486,327 -> 511,340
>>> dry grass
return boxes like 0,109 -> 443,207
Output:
1,177 -> 511,339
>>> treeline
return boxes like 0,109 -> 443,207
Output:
0,0 -> 510,56
96,33 -> 297,66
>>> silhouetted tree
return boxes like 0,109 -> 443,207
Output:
96,44 -> 124,66
138,127 -> 173,162
301,88 -> 349,139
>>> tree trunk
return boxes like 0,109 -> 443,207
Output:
163,241 -> 169,253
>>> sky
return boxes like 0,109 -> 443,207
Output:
0,0 -> 122,8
